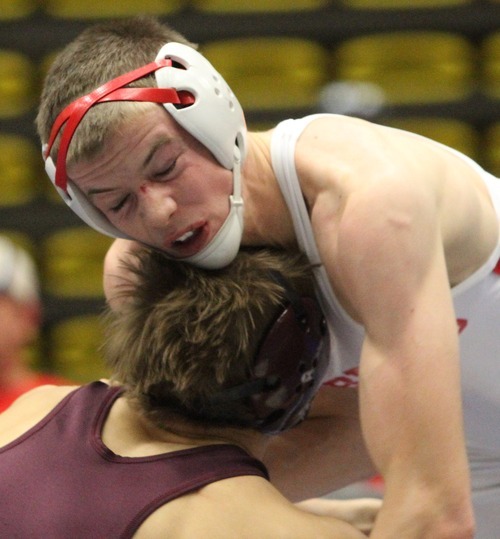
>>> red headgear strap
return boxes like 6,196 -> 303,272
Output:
44,58 -> 195,192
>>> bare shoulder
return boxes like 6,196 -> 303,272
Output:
297,115 -> 394,161
295,114 -> 498,293
0,384 -> 79,446
134,475 -> 366,539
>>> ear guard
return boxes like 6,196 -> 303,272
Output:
210,274 -> 328,434
42,42 -> 246,268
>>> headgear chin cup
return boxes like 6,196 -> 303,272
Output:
179,149 -> 243,269
43,42 -> 247,268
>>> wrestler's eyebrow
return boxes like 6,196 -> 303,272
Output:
86,137 -> 174,198
142,136 -> 173,169
87,186 -> 115,197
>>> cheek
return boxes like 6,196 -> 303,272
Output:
194,165 -> 233,204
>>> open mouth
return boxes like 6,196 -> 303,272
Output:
169,223 -> 208,256
173,229 -> 198,245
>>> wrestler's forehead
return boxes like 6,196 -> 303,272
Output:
93,105 -> 180,162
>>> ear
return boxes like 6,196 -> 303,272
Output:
103,239 -> 143,312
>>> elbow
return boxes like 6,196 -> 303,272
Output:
428,500 -> 475,539
437,518 -> 475,539
448,510 -> 475,539
445,489 -> 475,539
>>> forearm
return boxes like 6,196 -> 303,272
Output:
360,340 -> 474,539
263,410 -> 376,501
296,497 -> 382,536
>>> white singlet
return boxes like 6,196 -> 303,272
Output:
271,114 -> 500,539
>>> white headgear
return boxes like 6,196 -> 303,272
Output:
43,43 -> 246,269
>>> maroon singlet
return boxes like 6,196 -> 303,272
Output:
0,381 -> 269,538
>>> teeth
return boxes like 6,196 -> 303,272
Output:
175,230 -> 195,244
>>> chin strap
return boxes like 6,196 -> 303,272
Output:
180,146 -> 244,269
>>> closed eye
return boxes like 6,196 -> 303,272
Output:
153,158 -> 178,180
110,194 -> 130,213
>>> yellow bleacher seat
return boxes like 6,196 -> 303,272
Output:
0,0 -> 38,19
382,118 -> 479,160
0,230 -> 37,258
339,0 -> 470,7
39,50 -> 58,80
333,32 -> 474,105
44,0 -> 185,18
0,134 -> 39,206
192,0 -> 328,12
485,123 -> 500,177
482,32 -> 500,99
0,50 -> 36,118
49,315 -> 109,383
201,38 -> 329,110
41,227 -> 113,298
38,50 -> 73,203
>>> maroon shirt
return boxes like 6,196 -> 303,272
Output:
0,381 -> 269,538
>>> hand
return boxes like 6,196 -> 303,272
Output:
296,497 -> 382,535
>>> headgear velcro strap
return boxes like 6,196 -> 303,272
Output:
44,59 -> 194,193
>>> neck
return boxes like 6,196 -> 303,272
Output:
241,131 -> 297,249
111,396 -> 270,460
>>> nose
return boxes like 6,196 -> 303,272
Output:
137,182 -> 177,228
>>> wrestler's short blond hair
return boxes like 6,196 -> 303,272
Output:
36,16 -> 195,165
103,248 -> 315,431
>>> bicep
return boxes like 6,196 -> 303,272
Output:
321,179 -> 462,470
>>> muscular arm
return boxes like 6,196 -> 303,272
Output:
262,385 -> 376,501
319,175 -> 474,538
296,497 -> 382,536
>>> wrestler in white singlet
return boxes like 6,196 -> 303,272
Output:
271,114 -> 500,539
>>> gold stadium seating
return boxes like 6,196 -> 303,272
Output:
44,0 -> 185,19
333,32 -> 474,105
0,135 -> 39,206
0,50 -> 36,118
192,0 -> 328,12
49,315 -> 109,382
339,0 -> 471,7
0,0 -> 38,19
485,123 -> 500,177
202,37 -> 329,110
41,227 -> 113,298
482,32 -> 500,99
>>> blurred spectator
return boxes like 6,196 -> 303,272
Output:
0,236 -> 71,411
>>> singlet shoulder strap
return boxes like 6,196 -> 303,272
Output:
270,115 -> 329,265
